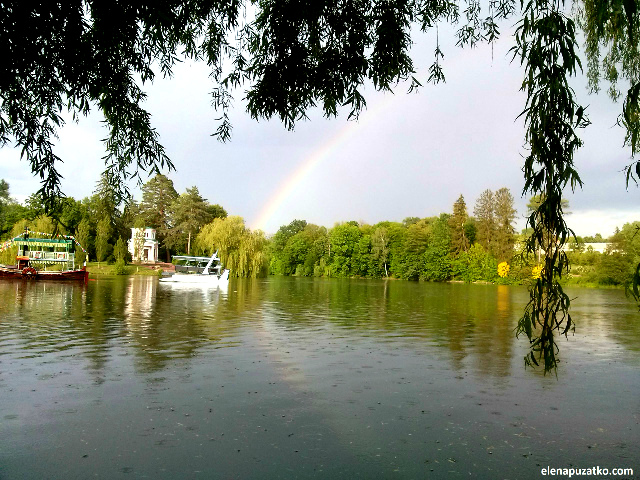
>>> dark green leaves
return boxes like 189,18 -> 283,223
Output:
1,0 -> 522,211
513,0 -> 587,374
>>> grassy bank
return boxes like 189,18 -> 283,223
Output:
86,262 -> 163,276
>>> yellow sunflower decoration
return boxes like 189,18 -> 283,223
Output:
497,261 -> 510,278
532,265 -> 543,279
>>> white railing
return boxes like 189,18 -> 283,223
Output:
26,251 -> 75,262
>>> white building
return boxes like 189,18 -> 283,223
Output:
128,227 -> 159,263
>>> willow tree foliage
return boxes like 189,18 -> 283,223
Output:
2,0 -> 638,372
512,0 -> 590,373
196,216 -> 268,277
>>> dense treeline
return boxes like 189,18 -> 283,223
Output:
268,190 -> 522,283
1,176 -> 639,285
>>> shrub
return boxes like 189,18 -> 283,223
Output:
114,258 -> 127,275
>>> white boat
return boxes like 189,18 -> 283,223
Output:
159,252 -> 230,284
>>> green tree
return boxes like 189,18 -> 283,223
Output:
237,230 -> 269,278
400,219 -> 432,280
402,217 -> 421,227
596,252 -> 635,285
583,233 -> 604,243
113,236 -> 128,274
449,195 -> 470,255
385,222 -> 410,278
620,222 -> 640,258
302,225 -> 329,276
493,188 -> 517,262
0,180 -> 10,235
474,189 -> 495,253
75,217 -> 92,264
423,214 -> 453,282
196,216 -> 268,278
352,234 -> 372,277
273,224 -> 328,276
58,197 -> 86,234
269,219 -> 308,275
168,186 -> 213,254
95,218 -> 112,262
328,223 -> 362,277
371,226 -> 391,277
138,174 -> 178,261
32,215 -> 56,235
113,237 -> 128,263
0,180 -> 28,238
0,180 -> 8,203
206,204 -> 228,221
24,193 -> 45,220
10,219 -> 29,238
1,202 -> 28,239
452,244 -> 498,283
94,172 -> 117,215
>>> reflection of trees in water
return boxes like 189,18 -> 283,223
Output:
0,280 -> 114,377
223,277 -> 264,315
79,278 -> 129,374
0,280 -> 81,320
0,278 -> 239,375
123,280 -> 233,373
0,280 -> 85,340
562,288 -> 640,356
453,284 -> 515,379
260,277 -> 520,378
3,279 -> 639,380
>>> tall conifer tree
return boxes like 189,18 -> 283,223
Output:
474,189 -> 495,253
138,174 -> 178,261
449,195 -> 470,254
167,186 -> 213,254
494,188 -> 517,261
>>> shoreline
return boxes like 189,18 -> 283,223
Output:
83,265 -> 626,290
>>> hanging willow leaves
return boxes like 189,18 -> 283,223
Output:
512,0 -> 590,373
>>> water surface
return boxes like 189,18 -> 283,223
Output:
0,277 -> 638,479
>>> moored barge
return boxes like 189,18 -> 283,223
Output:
0,232 -> 89,283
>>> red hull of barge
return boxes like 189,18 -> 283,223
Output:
0,266 -> 89,283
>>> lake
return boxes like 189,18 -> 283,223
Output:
0,277 -> 638,479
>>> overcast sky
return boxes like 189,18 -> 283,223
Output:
1,24 -> 638,237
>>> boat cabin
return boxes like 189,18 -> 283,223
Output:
14,236 -> 77,270
172,255 -> 222,274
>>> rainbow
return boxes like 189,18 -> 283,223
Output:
252,94 -> 396,233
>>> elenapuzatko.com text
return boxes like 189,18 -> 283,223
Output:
541,467 -> 634,478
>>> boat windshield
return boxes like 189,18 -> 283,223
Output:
172,255 -> 222,274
